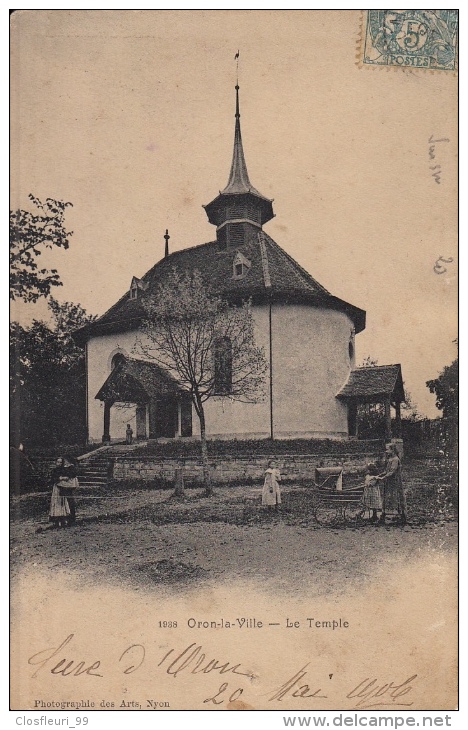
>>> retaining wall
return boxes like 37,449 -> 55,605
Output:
111,452 -> 381,485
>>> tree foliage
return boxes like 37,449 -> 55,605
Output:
10,298 -> 96,449
136,269 -> 267,494
426,356 -> 458,452
426,358 -> 458,419
10,195 -> 73,303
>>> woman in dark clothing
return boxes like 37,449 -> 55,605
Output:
48,457 -> 79,528
377,444 -> 407,525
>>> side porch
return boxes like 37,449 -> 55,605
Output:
95,357 -> 192,443
337,364 -> 405,441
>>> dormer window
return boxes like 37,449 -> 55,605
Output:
129,276 -> 148,300
232,251 -> 251,280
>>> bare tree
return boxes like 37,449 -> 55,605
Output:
135,269 -> 267,495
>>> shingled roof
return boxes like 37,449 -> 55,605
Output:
337,365 -> 405,402
74,231 -> 366,345
95,357 -> 181,402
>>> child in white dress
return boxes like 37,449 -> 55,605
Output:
262,460 -> 282,510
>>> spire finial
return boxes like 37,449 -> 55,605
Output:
164,229 -> 170,258
234,52 -> 240,118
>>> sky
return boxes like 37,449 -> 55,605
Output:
10,10 -> 458,418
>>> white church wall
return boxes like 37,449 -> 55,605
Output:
271,305 -> 352,439
86,303 -> 354,442
192,303 -> 353,440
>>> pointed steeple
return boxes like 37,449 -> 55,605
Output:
204,84 -> 274,247
222,85 -> 261,196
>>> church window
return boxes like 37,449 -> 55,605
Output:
349,340 -> 354,360
129,286 -> 138,300
111,353 -> 126,370
214,337 -> 233,394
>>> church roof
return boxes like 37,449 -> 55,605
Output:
337,365 -> 405,402
73,231 -> 366,345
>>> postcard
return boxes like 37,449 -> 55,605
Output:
10,10 -> 458,712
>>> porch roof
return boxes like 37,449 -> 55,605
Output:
95,357 -> 181,403
337,365 -> 405,403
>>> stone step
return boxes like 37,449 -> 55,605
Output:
79,479 -> 107,487
81,458 -> 109,466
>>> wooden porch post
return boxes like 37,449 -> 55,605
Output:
102,400 -> 112,443
347,399 -> 358,438
384,397 -> 392,441
394,401 -> 402,438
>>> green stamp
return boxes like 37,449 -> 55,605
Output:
362,10 -> 458,71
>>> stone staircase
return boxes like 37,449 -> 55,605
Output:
77,455 -> 109,489
77,441 -> 148,488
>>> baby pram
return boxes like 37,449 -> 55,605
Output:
312,467 -> 364,524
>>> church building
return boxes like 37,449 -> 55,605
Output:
75,85 -> 405,443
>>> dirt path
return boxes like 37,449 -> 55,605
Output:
10,479 -> 457,598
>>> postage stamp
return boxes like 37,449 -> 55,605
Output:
361,10 -> 458,71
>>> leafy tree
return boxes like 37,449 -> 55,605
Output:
426,358 -> 458,419
426,356 -> 458,451
10,195 -> 73,303
10,298 -> 96,450
136,269 -> 267,495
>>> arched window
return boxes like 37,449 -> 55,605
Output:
349,340 -> 354,360
111,353 -> 126,370
214,337 -> 233,394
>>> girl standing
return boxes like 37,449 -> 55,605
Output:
361,463 -> 382,522
262,460 -> 282,510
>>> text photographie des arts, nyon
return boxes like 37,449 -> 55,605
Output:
10,10 -> 458,712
